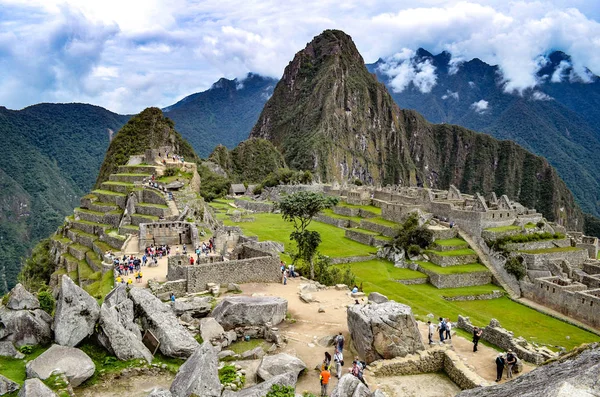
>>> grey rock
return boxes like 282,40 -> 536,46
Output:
0,374 -> 20,395
53,275 -> 100,347
170,297 -> 212,318
0,307 -> 52,348
147,388 -> 172,397
129,288 -> 199,358
371,390 -> 387,397
367,292 -> 388,304
211,296 -> 287,330
228,283 -> 242,292
347,301 -> 424,364
299,293 -> 314,303
0,341 -> 25,359
6,284 -> 39,310
317,335 -> 336,347
218,350 -> 235,359
257,353 -> 307,381
222,371 -> 298,397
331,374 -> 370,397
456,343 -> 600,397
299,283 -> 318,293
170,342 -> 221,397
99,303 -> 153,363
241,347 -> 265,360
104,284 -> 128,307
26,344 -> 95,387
18,378 -> 57,397
200,318 -> 225,342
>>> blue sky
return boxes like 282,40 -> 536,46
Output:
0,0 -> 599,113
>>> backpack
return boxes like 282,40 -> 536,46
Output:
440,322 -> 446,332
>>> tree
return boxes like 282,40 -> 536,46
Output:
278,192 -> 338,278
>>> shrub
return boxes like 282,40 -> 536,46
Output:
37,290 -> 55,315
505,256 -> 526,280
163,168 -> 178,177
266,385 -> 295,397
487,232 -> 565,252
19,345 -> 34,355
296,254 -> 355,287
387,214 -> 433,253
352,179 -> 363,186
407,244 -> 421,258
218,364 -> 245,387
536,221 -> 545,229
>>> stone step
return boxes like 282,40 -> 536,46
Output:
104,232 -> 127,250
118,165 -> 158,174
93,240 -> 113,258
67,229 -> 98,249
60,253 -> 80,273
109,173 -> 151,183
80,194 -> 98,209
103,209 -> 124,228
414,261 -> 492,289
426,249 -> 479,267
68,243 -> 90,261
91,190 -> 127,208
70,219 -> 112,235
119,224 -> 140,235
431,238 -> 470,252
135,202 -> 170,217
88,201 -> 119,213
344,229 -> 392,247
74,208 -> 106,224
131,213 -> 159,226
100,181 -> 135,194
85,250 -> 102,272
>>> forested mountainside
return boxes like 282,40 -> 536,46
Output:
250,29 -> 584,230
0,104 -> 129,294
165,74 -> 276,157
367,50 -> 600,218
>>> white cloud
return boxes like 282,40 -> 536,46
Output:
377,53 -> 437,93
471,99 -> 489,113
468,81 -> 476,88
551,60 -> 571,82
532,91 -> 553,101
441,90 -> 459,100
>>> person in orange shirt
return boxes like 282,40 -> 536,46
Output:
319,367 -> 331,396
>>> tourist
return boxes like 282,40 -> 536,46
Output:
189,256 -> 195,265
351,285 -> 359,294
195,246 -> 200,261
506,349 -> 517,379
334,332 -> 345,352
354,299 -> 360,305
350,359 -> 368,387
445,318 -> 452,340
136,271 -> 143,283
282,269 -> 288,285
473,327 -> 483,352
322,351 -> 332,371
438,317 -> 446,343
333,349 -> 343,379
319,366 -> 331,397
495,353 -> 505,382
280,261 -> 286,273
427,321 -> 434,344
170,293 -> 176,302
127,278 -> 133,285
116,276 -> 122,284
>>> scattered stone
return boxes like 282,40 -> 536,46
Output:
350,292 -> 365,298
267,344 -> 277,353
335,284 -> 348,291
170,342 -> 221,397
98,303 -> 153,363
299,293 -> 314,303
6,284 -> 39,311
228,283 -> 242,293
318,306 -> 325,313
200,318 -> 226,342
218,350 -> 235,359
129,288 -> 199,358
426,313 -> 434,318
317,335 -> 336,347
367,292 -> 388,304
170,297 -> 212,318
211,296 -> 287,330
26,344 -> 95,387
0,307 -> 52,348
147,388 -> 172,397
308,343 -> 316,348
257,353 -> 307,381
566,336 -> 570,340
299,283 -> 318,293
53,275 -> 100,347
221,371 -> 298,397
0,341 -> 24,359
241,347 -> 265,360
331,373 -> 370,397
347,301 -> 424,363
17,378 -> 56,397
0,374 -> 20,395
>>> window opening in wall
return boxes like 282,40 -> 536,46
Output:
552,288 -> 555,293
546,286 -> 549,291
591,301 -> 593,307
500,214 -> 503,218
582,298 -> 585,304
540,284 -> 543,288
492,213 -> 495,219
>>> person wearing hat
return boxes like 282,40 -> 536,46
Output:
506,349 -> 517,379
472,326 -> 483,352
495,353 -> 505,382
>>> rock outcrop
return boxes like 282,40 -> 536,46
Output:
0,341 -> 25,359
0,307 -> 52,347
53,275 -> 100,347
199,318 -> 225,342
169,342 -> 221,397
221,371 -> 298,397
347,301 -> 424,363
18,378 -> 57,397
367,292 -> 389,304
0,374 -> 19,395
331,374 -> 370,397
256,353 -> 307,381
6,284 -> 40,310
129,288 -> 199,358
211,296 -> 287,330
148,388 -> 172,397
456,343 -> 600,397
170,297 -> 212,318
26,344 -> 95,387
98,303 -> 153,363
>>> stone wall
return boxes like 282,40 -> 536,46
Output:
416,265 -> 492,288
503,239 -> 570,251
330,255 -> 376,265
315,214 -> 349,228
360,220 -> 397,237
334,206 -> 359,217
234,199 -> 275,213
138,221 -> 199,251
520,249 -> 589,269
442,290 -> 504,301
148,279 -> 187,300
427,252 -> 479,267
345,229 -> 375,246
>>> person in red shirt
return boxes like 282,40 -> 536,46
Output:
189,256 -> 194,265
320,368 -> 331,396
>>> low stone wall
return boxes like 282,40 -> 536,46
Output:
520,249 -> 589,269
142,188 -> 167,206
103,234 -> 126,250
138,221 -> 199,251
503,239 -> 570,252
330,255 -> 376,265
370,347 -> 488,390
428,252 -> 479,267
416,265 -> 491,288
481,228 -> 524,241
395,278 -> 428,285
148,279 -> 187,300
428,227 -> 457,240
333,206 -> 359,217
315,214 -> 349,228
234,199 -> 275,213
345,229 -> 375,246
442,291 -> 504,301
360,220 -> 397,237
358,209 -> 378,219
583,262 -> 600,275
135,204 -> 168,217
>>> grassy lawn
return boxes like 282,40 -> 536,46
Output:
102,181 -> 134,187
415,261 -> 489,274
137,203 -> 169,209
0,345 -> 48,384
320,208 -> 362,223
337,201 -> 382,215
85,271 -> 115,303
519,247 -> 582,254
347,259 -> 426,280
223,213 -> 376,258
363,217 -> 400,228
426,248 -> 476,256
434,238 -> 468,247
484,225 -> 521,232
227,338 -> 268,354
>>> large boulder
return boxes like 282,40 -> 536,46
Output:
26,344 -> 95,387
18,378 -> 57,397
331,374 -> 370,397
6,284 -> 39,311
256,353 -> 307,381
53,275 -> 100,347
148,388 -> 172,397
0,341 -> 25,359
129,288 -> 199,358
367,292 -> 388,304
98,303 -> 153,363
456,343 -> 600,397
211,296 -> 287,330
0,307 -> 52,347
347,301 -> 424,363
221,371 -> 298,397
0,374 -> 19,395
199,318 -> 225,342
170,342 -> 221,397
170,297 -> 212,318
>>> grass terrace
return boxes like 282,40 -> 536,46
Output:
337,201 -> 382,215
519,246 -> 583,254
415,261 -> 489,275
425,248 -> 476,256
137,203 -> 169,209
320,208 -> 362,223
434,238 -> 469,247
102,181 -> 135,187
362,216 -> 400,228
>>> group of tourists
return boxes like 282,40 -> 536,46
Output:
427,317 -> 452,344
280,261 -> 297,285
195,238 -> 216,259
145,244 -> 171,261
495,349 -> 519,382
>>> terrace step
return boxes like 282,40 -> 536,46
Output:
68,243 -> 90,261
92,190 -> 127,208
425,249 -> 479,267
135,202 -> 170,217
131,213 -> 159,226
101,181 -> 135,194
85,250 -> 102,272
344,229 -> 391,247
70,219 -> 112,235
118,165 -> 158,174
431,238 -> 470,252
67,228 -> 98,249
119,224 -> 140,235
74,208 -> 106,224
88,201 -> 119,213
59,253 -> 80,273
413,261 -> 492,289
109,173 -> 151,183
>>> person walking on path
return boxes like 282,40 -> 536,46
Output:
438,317 -> 446,343
335,332 -> 345,352
445,318 -> 452,340
506,350 -> 517,379
472,327 -> 483,352
322,351 -> 332,371
333,350 -> 343,379
427,321 -> 434,345
320,367 -> 331,396
495,353 -> 505,382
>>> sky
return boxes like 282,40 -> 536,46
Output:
1,0 -> 599,114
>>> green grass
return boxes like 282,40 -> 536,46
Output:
71,229 -> 98,240
434,238 -> 468,247
51,235 -> 72,244
320,208 -> 362,223
113,173 -> 151,177
483,225 -> 521,232
78,260 -> 95,279
362,217 -> 399,228
519,247 -> 582,254
426,248 -> 476,256
102,181 -> 135,186
223,213 -> 376,258
73,219 -> 112,228
132,214 -> 159,221
137,203 -> 169,209
85,272 -> 115,303
92,189 -> 127,197
415,261 -> 489,275
228,338 -> 268,354
337,201 -> 382,215
69,243 -> 90,253
524,223 -> 537,229
346,259 -> 426,280
0,345 -> 48,384
75,207 -> 106,216
93,240 -> 113,254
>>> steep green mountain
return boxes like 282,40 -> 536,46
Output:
250,29 -> 583,230
165,74 -> 276,157
0,104 -> 129,294
95,107 -> 198,186
367,50 -> 600,218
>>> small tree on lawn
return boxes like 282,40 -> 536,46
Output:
278,192 -> 338,279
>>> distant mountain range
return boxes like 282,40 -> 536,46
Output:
367,49 -> 600,219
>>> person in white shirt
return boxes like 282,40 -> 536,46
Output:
333,350 -> 344,378
427,321 -> 435,344
445,318 -> 452,340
